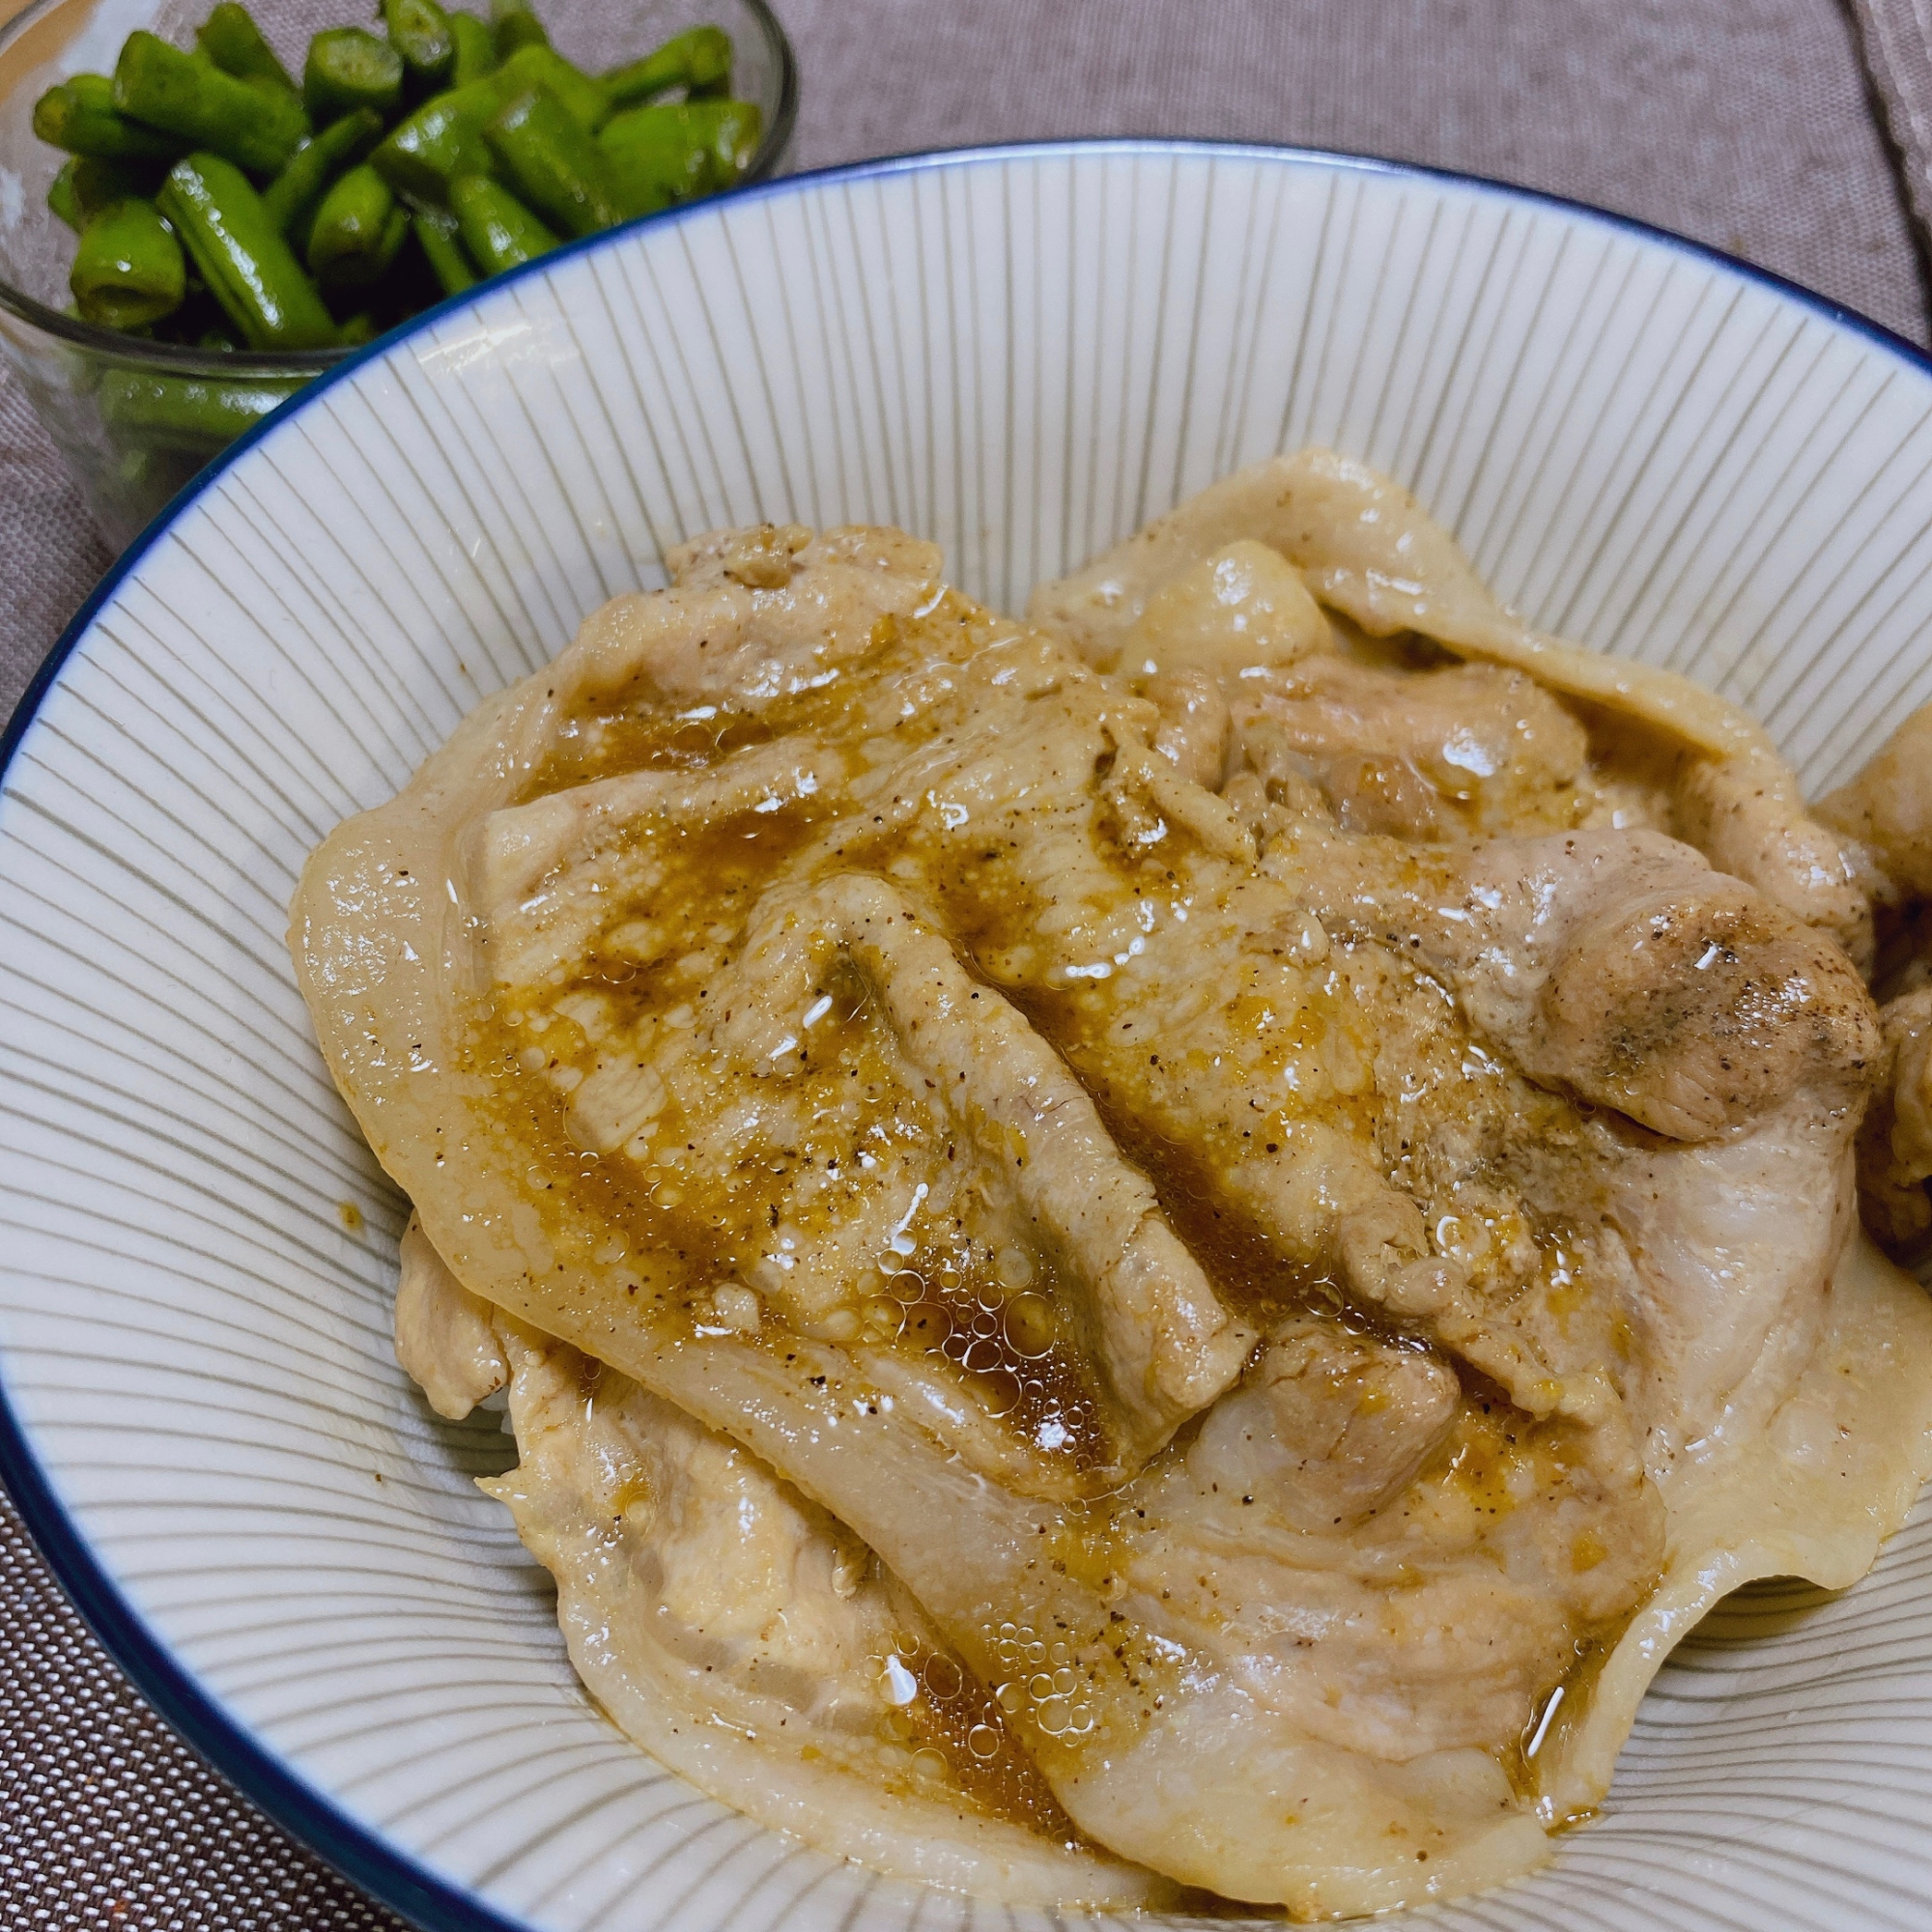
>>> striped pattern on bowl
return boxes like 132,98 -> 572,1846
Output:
3,142 -> 1932,1932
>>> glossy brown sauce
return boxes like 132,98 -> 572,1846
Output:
870,1613 -> 1085,1839
478,625 -> 1123,1469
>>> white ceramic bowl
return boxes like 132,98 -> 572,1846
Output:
5,142 -> 1932,1932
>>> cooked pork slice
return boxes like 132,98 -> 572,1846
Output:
1855,985 -> 1932,1250
470,740 -> 848,988
1673,749 -> 1872,968
1036,447 -> 1871,959
1029,449 -> 1758,756
1143,667 -> 1233,788
1184,1318 -> 1459,1531
1250,802 -> 1879,1471
1264,822 -> 1879,1141
1517,858 -> 1876,1136
394,1211 -> 507,1418
1540,1231 -> 1932,1817
1231,656 -> 1591,839
1590,1091 -> 1861,1470
294,485 -> 1932,1918
1101,539 -> 1331,679
623,1303 -> 1655,1912
1817,701 -> 1932,898
479,1320 -> 1167,1906
391,1223 -> 1164,1906
1810,703 -> 1932,1243
572,523 -> 943,713
716,873 -> 1252,1462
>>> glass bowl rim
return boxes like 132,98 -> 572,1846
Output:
0,0 -> 799,375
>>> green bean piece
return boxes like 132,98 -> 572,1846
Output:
335,311 -> 379,345
367,50 -> 595,201
384,0 -> 456,95
71,155 -> 161,218
157,152 -> 339,348
47,160 -> 83,231
495,44 -> 604,131
489,0 -> 548,59
70,194 -> 186,328
195,4 -> 298,98
114,34 -> 309,176
598,105 -> 696,213
376,202 -> 412,275
689,97 -> 761,184
450,172 -> 554,271
47,157 -> 150,232
98,365 -> 290,452
447,11 -> 497,87
261,107 -> 384,243
306,162 -> 407,288
370,78 -> 498,201
484,85 -> 619,237
599,98 -> 759,213
413,207 -> 477,294
34,73 -> 183,161
598,24 -> 729,112
303,28 -> 404,124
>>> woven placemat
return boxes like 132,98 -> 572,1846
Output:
0,1492 -> 406,1930
2,1 -> 1928,1926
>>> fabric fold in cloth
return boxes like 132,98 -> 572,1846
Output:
1848,0 -> 1932,259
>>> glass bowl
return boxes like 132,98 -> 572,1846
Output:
0,0 -> 797,548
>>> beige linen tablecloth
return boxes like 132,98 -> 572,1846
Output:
2,2 -> 1928,1924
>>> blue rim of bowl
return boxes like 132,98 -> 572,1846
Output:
3,135 -> 1932,1932
0,0 -> 799,373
